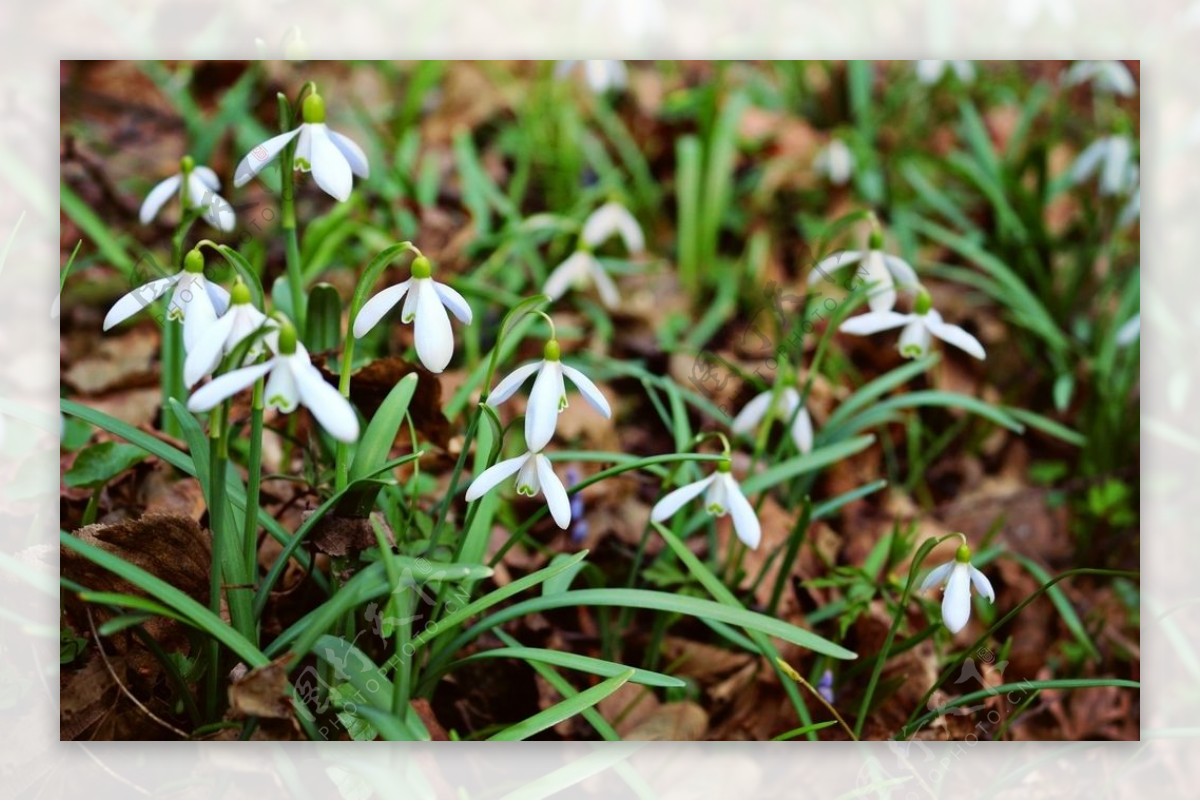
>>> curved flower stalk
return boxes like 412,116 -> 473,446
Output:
140,155 -> 235,232
807,227 -> 918,312
544,201 -> 644,308
915,60 -> 975,85
352,254 -> 472,373
920,538 -> 995,634
103,247 -> 230,352
488,338 -> 612,452
188,318 -> 358,443
1063,60 -> 1136,97
840,288 -> 985,360
731,386 -> 814,454
813,139 -> 854,186
650,457 -> 761,550
465,449 -> 571,529
184,281 -> 276,387
554,60 -> 628,94
1070,135 -> 1137,197
234,90 -> 368,202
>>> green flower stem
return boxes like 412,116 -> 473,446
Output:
204,405 -> 226,719
162,208 -> 197,439
243,377 -> 265,583
280,140 -> 306,334
334,335 -> 356,492
392,588 -> 415,718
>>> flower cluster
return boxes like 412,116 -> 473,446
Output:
544,201 -> 644,309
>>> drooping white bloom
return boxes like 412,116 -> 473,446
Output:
920,542 -> 995,634
187,321 -> 358,443
352,255 -> 472,374
183,282 -> 276,387
140,155 -> 235,232
1115,314 -> 1140,347
544,201 -> 644,308
650,460 -> 761,550
465,449 -> 571,529
1070,135 -> 1137,197
1063,60 -> 1137,97
840,289 -> 986,360
731,387 -> 813,454
487,339 -> 612,452
915,60 -> 975,85
103,248 -> 230,352
814,139 -> 855,186
234,91 -> 368,202
807,230 -> 918,312
554,60 -> 628,94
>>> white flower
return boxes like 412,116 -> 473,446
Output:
234,91 -> 368,202
487,340 -> 612,452
731,387 -> 813,454
915,60 -> 975,85
183,283 -> 276,387
103,248 -> 230,352
650,461 -> 761,550
1115,314 -> 1140,347
140,155 -> 235,232
1063,60 -> 1137,97
187,322 -> 358,443
807,231 -> 918,312
554,60 -> 628,94
1070,135 -> 1136,197
814,139 -> 855,186
920,543 -> 995,634
352,255 -> 472,374
465,449 -> 571,529
840,289 -> 985,360
544,202 -> 644,308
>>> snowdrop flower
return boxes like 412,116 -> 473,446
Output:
103,247 -> 230,352
807,228 -> 918,312
465,449 -> 571,529
731,386 -> 813,454
234,91 -> 368,202
140,155 -> 235,232
650,459 -> 761,550
920,540 -> 995,634
544,201 -> 644,308
1063,60 -> 1137,97
1070,135 -> 1136,197
183,281 -> 276,387
915,60 -> 975,85
840,288 -> 985,360
352,255 -> 472,374
487,339 -> 612,452
554,60 -> 628,94
188,319 -> 358,443
814,139 -> 855,186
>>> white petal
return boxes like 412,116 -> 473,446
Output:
583,202 -> 643,252
191,166 -> 221,190
433,281 -> 473,324
704,473 -> 729,515
561,363 -> 612,418
103,274 -> 179,330
308,124 -> 353,202
590,262 -> 622,309
882,254 -> 919,289
1070,139 -> 1106,184
515,454 -> 542,495
919,560 -> 955,591
353,279 -> 411,339
206,281 -> 231,317
183,310 -> 236,387
487,361 -> 541,407
413,278 -> 454,373
790,406 -> 814,454
863,250 -> 897,312
234,128 -> 301,187
179,277 -> 219,353
188,174 -> 235,232
839,310 -> 913,336
535,454 -> 572,530
290,355 -> 359,442
723,474 -> 761,550
1115,314 -> 1140,346
327,129 -> 370,178
294,125 -> 313,170
139,175 -> 181,225
897,319 -> 932,358
969,566 -> 995,603
952,61 -> 975,82
263,357 -> 299,413
544,251 -> 593,300
650,475 -> 716,522
924,311 -> 986,360
465,454 -> 529,501
525,362 -> 562,453
942,563 -> 973,634
807,250 -> 864,285
187,359 -> 275,412
915,60 -> 944,84
1100,136 -> 1131,197
730,391 -> 774,435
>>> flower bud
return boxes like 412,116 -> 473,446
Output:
183,248 -> 205,274
302,92 -> 326,124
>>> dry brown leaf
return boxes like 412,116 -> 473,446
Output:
624,701 -> 709,741
228,656 -> 295,721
